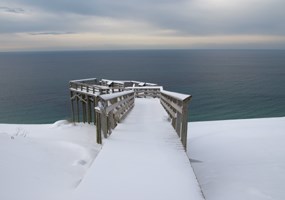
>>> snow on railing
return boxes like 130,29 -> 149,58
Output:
95,91 -> 135,144
71,78 -> 98,84
69,80 -> 110,95
126,86 -> 163,98
160,90 -> 192,150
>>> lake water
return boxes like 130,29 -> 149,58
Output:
0,49 -> 284,123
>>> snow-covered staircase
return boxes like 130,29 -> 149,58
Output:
70,98 -> 204,200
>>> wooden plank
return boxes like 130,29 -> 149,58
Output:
116,98 -> 134,122
119,103 -> 134,122
70,88 -> 97,97
114,102 -> 128,119
160,94 -> 183,114
100,91 -> 134,101
160,99 -> 176,118
105,95 -> 134,114
161,90 -> 191,101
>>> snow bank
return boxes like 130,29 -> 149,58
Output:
2,112 -> 284,200
188,117 -> 285,200
0,121 -> 101,200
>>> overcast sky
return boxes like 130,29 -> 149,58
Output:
0,0 -> 285,51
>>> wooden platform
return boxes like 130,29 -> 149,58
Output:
69,78 -> 191,150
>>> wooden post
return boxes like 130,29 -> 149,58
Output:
82,95 -> 87,123
70,91 -> 75,123
94,96 -> 98,125
87,96 -> 91,124
98,99 -> 108,138
76,94 -> 80,122
101,110 -> 108,138
181,99 -> 190,150
176,112 -> 182,137
95,107 -> 102,144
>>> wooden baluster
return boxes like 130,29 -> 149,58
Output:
76,94 -> 80,122
70,91 -> 75,123
82,95 -> 87,123
95,107 -> 102,144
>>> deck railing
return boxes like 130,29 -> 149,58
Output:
73,78 -> 99,85
126,86 -> 162,98
160,90 -> 192,150
69,80 -> 110,95
95,91 -> 135,144
69,78 -> 192,150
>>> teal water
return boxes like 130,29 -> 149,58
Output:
0,50 -> 284,123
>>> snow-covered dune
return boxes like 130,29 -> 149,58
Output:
1,117 -> 285,200
188,117 -> 285,200
0,121 -> 101,200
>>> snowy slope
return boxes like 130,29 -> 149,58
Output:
2,103 -> 284,200
188,117 -> 285,200
0,121 -> 101,200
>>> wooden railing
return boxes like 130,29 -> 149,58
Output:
74,78 -> 99,85
70,78 -> 192,150
69,80 -> 110,95
160,90 -> 192,150
95,91 -> 135,144
101,79 -> 125,89
127,86 -> 162,98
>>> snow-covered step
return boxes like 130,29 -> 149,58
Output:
70,98 -> 204,200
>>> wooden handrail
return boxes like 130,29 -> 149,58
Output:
95,91 -> 135,144
69,81 -> 110,95
126,86 -> 163,98
160,90 -> 192,150
70,78 -> 98,84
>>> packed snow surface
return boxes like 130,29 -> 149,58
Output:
71,98 -> 204,200
188,117 -> 285,200
1,98 -> 284,200
0,121 -> 101,200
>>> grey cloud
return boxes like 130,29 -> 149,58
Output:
0,6 -> 25,13
1,0 -> 285,36
133,0 -> 285,36
28,31 -> 75,35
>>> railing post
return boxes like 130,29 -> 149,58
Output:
181,98 -> 190,150
99,100 -> 108,138
70,91 -> 75,123
176,112 -> 182,137
82,95 -> 87,123
76,94 -> 80,122
109,111 -> 116,130
95,107 -> 102,144
94,96 -> 98,125
87,96 -> 91,124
